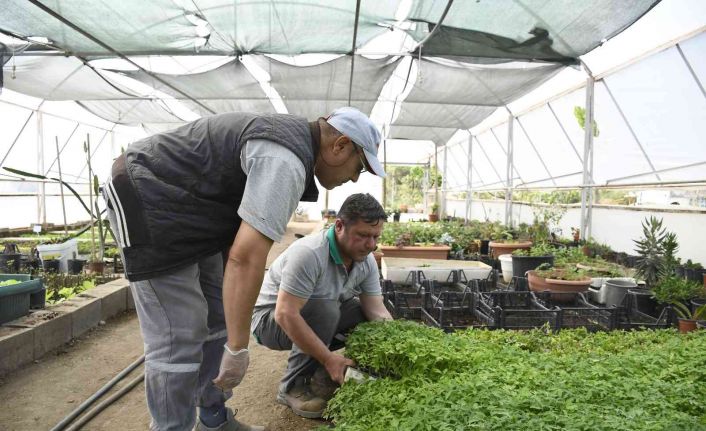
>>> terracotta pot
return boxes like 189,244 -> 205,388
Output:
373,251 -> 384,270
488,241 -> 532,259
428,214 -> 439,222
527,270 -> 591,302
678,318 -> 697,333
87,261 -> 105,274
379,245 -> 450,260
703,273 -> 706,288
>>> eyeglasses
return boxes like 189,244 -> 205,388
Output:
356,146 -> 369,175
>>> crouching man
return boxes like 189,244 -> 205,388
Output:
250,193 -> 393,418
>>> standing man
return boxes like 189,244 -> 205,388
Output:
102,108 -> 385,431
251,193 -> 393,419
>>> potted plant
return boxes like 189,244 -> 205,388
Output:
683,260 -> 705,283
428,203 -> 439,223
651,276 -> 706,333
511,242 -> 555,279
378,223 -> 450,260
633,216 -> 667,288
488,232 -> 532,259
527,263 -> 591,302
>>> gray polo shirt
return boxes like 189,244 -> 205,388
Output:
238,139 -> 306,243
252,227 -> 381,329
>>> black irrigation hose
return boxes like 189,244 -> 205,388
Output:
64,372 -> 145,431
50,354 -> 145,431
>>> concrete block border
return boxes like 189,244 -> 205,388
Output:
0,278 -> 132,376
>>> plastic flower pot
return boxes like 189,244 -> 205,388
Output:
42,259 -> 60,273
488,241 -> 532,259
678,318 -> 697,333
511,255 -> 554,279
67,258 -> 86,275
527,270 -> 591,302
498,254 -> 513,283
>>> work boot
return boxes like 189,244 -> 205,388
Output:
276,378 -> 327,419
310,366 -> 339,401
194,407 -> 264,431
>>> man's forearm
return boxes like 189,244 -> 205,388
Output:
223,256 -> 267,350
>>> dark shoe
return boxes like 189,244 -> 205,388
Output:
310,367 -> 339,401
276,380 -> 327,419
194,407 -> 264,431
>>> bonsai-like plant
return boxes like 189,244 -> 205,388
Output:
633,216 -> 667,288
672,302 -> 706,322
512,242 -> 555,257
430,203 -> 439,215
534,263 -> 589,281
651,276 -> 705,306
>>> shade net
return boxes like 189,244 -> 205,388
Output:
252,55 -> 401,119
406,0 -> 660,61
116,58 -> 275,116
390,57 -> 563,141
0,0 -> 399,56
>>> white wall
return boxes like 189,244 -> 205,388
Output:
446,198 -> 706,265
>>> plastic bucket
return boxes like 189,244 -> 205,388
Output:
603,278 -> 638,307
499,254 -> 513,283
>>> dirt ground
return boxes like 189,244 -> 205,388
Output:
0,221 -> 325,431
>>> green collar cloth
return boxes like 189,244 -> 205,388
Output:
327,226 -> 344,265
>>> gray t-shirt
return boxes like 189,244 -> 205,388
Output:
237,138 -> 306,242
252,228 -> 381,329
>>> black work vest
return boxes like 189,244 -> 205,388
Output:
110,112 -> 319,281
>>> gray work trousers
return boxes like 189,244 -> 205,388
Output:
252,297 -> 366,394
106,207 -> 229,431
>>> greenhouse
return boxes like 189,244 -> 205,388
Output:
0,1 -> 705,430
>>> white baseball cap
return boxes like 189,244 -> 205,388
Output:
326,107 -> 385,178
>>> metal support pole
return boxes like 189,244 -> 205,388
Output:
442,144 -> 448,218
516,117 -> 556,186
465,133 -> 473,223
55,137 -> 68,235
434,146 -> 439,210
580,74 -> 595,241
676,43 -> 706,99
37,111 -> 46,226
0,111 -> 34,168
347,0 -> 361,106
505,114 -> 514,227
602,79 -> 660,181
547,102 -> 583,164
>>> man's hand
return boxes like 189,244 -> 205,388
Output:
323,353 -> 355,384
212,346 -> 249,391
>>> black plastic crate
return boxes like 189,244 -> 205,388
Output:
618,290 -> 675,329
534,292 -> 619,331
381,278 -> 425,320
422,288 -> 480,332
471,286 -> 561,331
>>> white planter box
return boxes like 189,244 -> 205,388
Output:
36,239 -> 78,273
381,257 -> 492,284
499,254 -> 513,283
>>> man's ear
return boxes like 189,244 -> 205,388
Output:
335,219 -> 345,233
331,135 -> 352,155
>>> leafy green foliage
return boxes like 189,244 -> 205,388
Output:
326,321 -> 706,430
512,242 -> 555,257
383,166 -> 442,209
633,216 -> 669,287
0,279 -> 20,287
652,277 -> 706,305
573,106 -> 600,137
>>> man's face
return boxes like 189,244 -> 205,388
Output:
315,137 -> 369,190
335,218 -> 384,263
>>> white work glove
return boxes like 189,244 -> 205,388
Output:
212,345 -> 249,391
